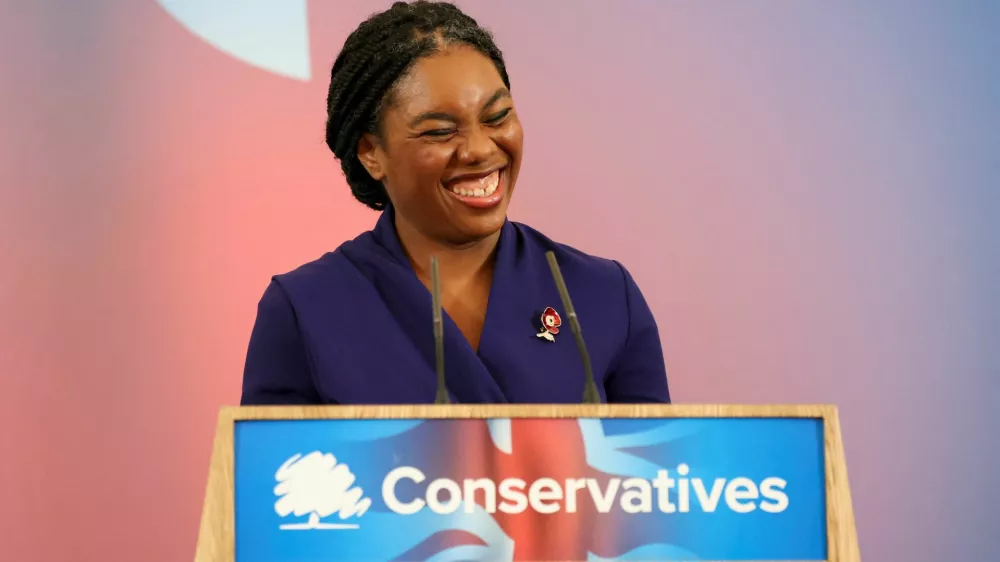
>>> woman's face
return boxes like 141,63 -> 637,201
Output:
358,44 -> 523,246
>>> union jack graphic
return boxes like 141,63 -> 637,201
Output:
234,417 -> 825,561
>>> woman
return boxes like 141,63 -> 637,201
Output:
241,1 -> 671,405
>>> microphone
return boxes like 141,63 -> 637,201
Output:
430,255 -> 450,404
545,251 -> 602,404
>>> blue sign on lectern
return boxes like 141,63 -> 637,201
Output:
231,417 -> 826,561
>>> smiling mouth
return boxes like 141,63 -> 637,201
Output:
444,168 -> 501,198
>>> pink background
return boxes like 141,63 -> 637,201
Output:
1,1 -> 997,560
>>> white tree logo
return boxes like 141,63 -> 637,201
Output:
274,451 -> 372,530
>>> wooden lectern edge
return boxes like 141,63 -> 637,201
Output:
195,409 -> 236,562
823,407 -> 861,562
220,403 -> 839,421
195,404 -> 860,562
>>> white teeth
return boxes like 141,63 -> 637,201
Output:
448,170 -> 500,198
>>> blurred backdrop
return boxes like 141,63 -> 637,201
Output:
1,1 -> 998,560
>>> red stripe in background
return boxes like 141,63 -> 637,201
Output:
456,419 -> 612,561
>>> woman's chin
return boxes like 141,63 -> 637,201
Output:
442,195 -> 510,238
453,214 -> 506,244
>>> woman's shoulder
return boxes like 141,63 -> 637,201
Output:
509,221 -> 636,288
264,232 -> 378,299
267,251 -> 342,291
262,222 -> 644,301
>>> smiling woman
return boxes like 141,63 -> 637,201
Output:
240,0 -> 672,405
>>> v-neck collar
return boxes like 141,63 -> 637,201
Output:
370,205 -> 517,355
366,205 -> 516,401
339,205 -> 596,404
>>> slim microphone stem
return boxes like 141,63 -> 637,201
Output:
431,256 -> 450,404
545,251 -> 601,404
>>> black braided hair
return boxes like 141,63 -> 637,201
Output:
325,1 -> 511,210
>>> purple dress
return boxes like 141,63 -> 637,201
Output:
240,205 -> 671,405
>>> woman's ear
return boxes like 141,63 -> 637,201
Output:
356,133 -> 386,181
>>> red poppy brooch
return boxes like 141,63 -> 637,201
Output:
536,306 -> 562,342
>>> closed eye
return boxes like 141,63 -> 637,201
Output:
485,108 -> 511,125
421,128 -> 456,138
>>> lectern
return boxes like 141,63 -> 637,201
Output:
194,404 -> 860,561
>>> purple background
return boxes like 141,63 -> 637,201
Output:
0,1 -> 997,560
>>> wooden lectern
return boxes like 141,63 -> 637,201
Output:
195,404 -> 860,561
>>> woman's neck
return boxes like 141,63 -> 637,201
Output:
393,215 -> 501,283
393,214 -> 500,351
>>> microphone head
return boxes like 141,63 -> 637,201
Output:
431,256 -> 443,327
430,255 -> 450,404
544,251 -> 602,404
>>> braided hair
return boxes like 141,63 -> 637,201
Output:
325,1 -> 511,210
